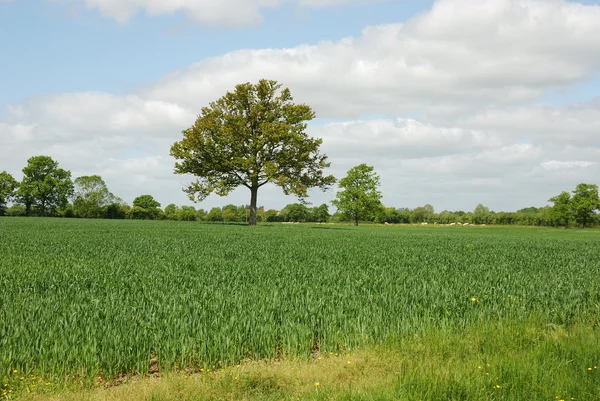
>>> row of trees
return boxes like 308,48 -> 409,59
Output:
0,156 -> 124,218
320,164 -> 599,227
1,157 -> 599,227
548,184 -> 600,228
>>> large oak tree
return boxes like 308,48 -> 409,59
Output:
171,79 -> 335,225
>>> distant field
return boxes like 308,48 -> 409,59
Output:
1,218 -> 599,399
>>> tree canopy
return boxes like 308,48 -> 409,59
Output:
129,194 -> 162,220
73,175 -> 120,218
570,183 -> 600,228
332,164 -> 382,226
0,171 -> 19,216
548,191 -> 572,228
170,79 -> 336,225
17,156 -> 73,216
133,194 -> 161,210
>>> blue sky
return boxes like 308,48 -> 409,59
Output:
0,0 -> 434,108
1,0 -> 600,212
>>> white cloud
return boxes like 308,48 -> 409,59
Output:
2,0 -> 600,211
317,118 -> 509,161
541,161 -> 599,170
447,98 -> 600,146
141,0 -> 600,119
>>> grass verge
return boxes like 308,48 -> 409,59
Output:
8,316 -> 599,401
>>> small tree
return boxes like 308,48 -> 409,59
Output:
164,204 -> 180,220
332,164 -> 382,226
102,203 -> 129,219
133,195 -> 160,209
0,171 -> 19,216
132,195 -> 162,220
17,156 -> 73,216
264,209 -> 280,222
313,203 -> 330,223
179,206 -> 197,221
473,204 -> 490,225
411,205 -> 434,223
170,79 -> 336,226
206,207 -> 224,222
548,191 -> 571,228
73,175 -> 119,218
570,183 -> 600,228
222,206 -> 238,222
285,203 -> 309,222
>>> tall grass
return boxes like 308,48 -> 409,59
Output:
1,219 -> 599,394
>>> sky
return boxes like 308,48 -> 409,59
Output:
1,0 -> 600,213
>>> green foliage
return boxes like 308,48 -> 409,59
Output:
58,203 -> 76,218
73,175 -> 120,218
410,205 -> 434,223
6,204 -> 26,217
312,203 -> 330,223
222,206 -> 237,222
178,206 -> 197,222
283,203 -> 309,222
133,195 -> 161,210
264,209 -> 280,222
570,183 -> 600,228
16,155 -> 74,216
374,205 -> 412,225
164,204 -> 180,220
170,79 -> 336,225
1,220 -> 599,394
473,204 -> 491,225
101,203 -> 129,219
130,195 -> 162,220
548,191 -> 572,228
127,206 -> 160,220
474,204 -> 489,215
332,164 -> 382,226
207,207 -> 224,222
0,171 -> 19,216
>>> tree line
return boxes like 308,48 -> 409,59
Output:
1,80 -> 599,227
1,156 -> 598,227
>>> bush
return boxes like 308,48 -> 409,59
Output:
7,204 -> 26,217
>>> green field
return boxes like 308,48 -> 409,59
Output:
1,218 -> 599,400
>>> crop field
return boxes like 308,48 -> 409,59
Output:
1,218 -> 600,400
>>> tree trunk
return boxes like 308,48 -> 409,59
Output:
354,213 -> 359,226
249,186 -> 258,226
